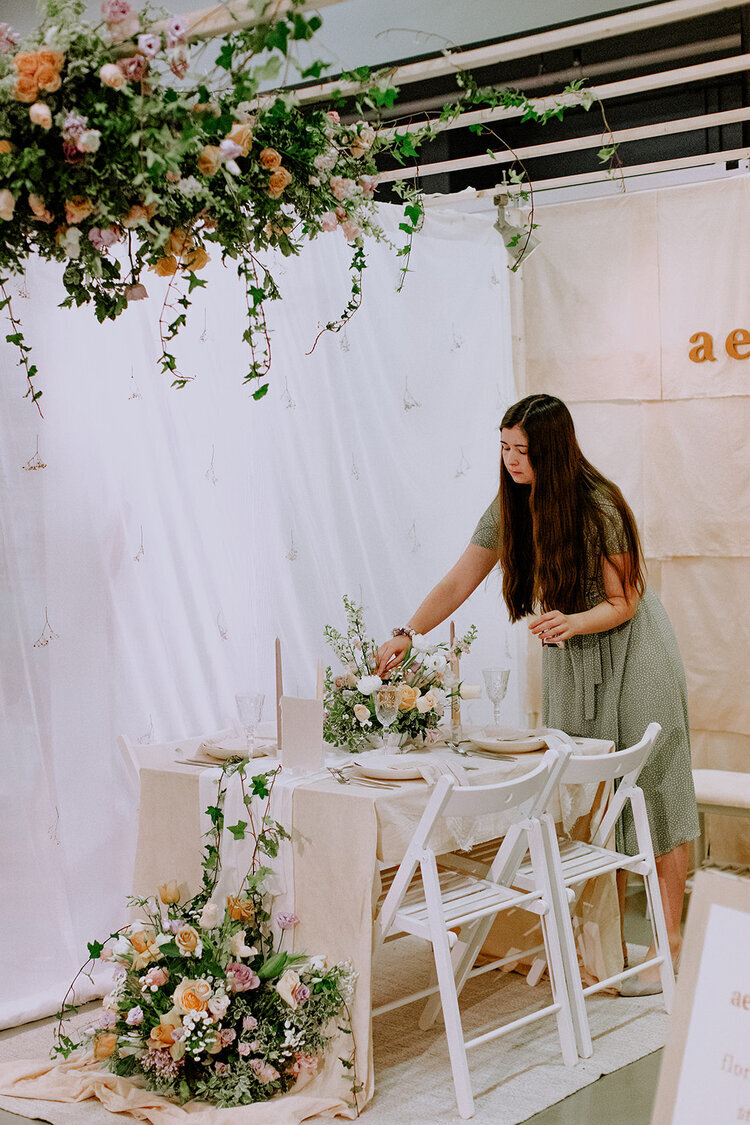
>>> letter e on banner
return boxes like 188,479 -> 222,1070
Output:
688,332 -> 716,362
725,328 -> 750,359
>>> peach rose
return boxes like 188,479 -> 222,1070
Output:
275,968 -> 302,1010
398,685 -> 418,710
353,703 -> 370,725
93,1032 -> 117,1061
0,141 -> 13,155
29,102 -> 52,129
172,977 -> 212,1014
36,66 -> 61,92
268,167 -> 292,198
227,896 -> 255,923
227,122 -> 253,156
121,203 -> 155,228
100,63 -> 126,89
38,48 -> 65,71
0,189 -> 15,221
65,196 -> 94,224
152,254 -> 178,276
13,76 -> 38,103
197,145 -> 221,176
157,880 -> 180,904
416,691 -> 435,714
13,52 -> 39,77
184,245 -> 209,272
165,228 -> 193,257
147,1009 -> 182,1051
259,147 -> 282,170
174,924 -> 200,954
129,927 -> 156,954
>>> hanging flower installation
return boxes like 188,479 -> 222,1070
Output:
0,1 -> 595,410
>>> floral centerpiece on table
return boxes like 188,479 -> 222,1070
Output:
53,764 -> 357,1108
323,594 -> 477,752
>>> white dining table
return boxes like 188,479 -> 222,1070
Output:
130,736 -> 620,1120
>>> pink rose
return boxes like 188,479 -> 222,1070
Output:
330,176 -> 355,202
340,220 -> 360,242
137,33 -> 160,57
207,993 -> 230,1019
242,1015 -> 258,1032
99,1009 -> 117,1029
63,141 -> 85,165
143,966 -> 169,989
126,1005 -> 144,1026
250,1059 -> 280,1083
292,1053 -> 318,1076
292,982 -> 311,1005
100,63 -> 126,89
359,175 -> 378,198
165,17 -> 188,46
225,963 -> 260,993
237,1041 -> 251,1056
219,1028 -> 236,1046
118,55 -> 148,82
320,211 -> 338,232
88,226 -> 118,252
274,911 -> 299,931
101,0 -> 131,22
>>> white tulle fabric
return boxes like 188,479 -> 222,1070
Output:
0,203 -> 521,1028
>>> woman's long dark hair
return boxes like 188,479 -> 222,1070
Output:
498,395 -> 646,621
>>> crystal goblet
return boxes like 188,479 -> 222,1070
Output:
373,684 -> 402,751
235,691 -> 264,757
482,668 -> 510,730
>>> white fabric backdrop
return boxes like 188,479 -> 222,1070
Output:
516,175 -> 750,866
0,204 -> 521,1028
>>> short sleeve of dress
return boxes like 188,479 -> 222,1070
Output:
598,498 -> 629,557
470,496 -> 502,552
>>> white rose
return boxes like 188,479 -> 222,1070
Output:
77,129 -> 101,154
199,902 -> 220,929
230,929 -> 257,957
356,674 -> 382,695
410,635 -> 430,652
416,691 -> 435,714
275,968 -> 301,1009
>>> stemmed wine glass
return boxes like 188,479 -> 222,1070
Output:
373,685 -> 402,751
482,668 -> 510,731
235,692 -> 264,757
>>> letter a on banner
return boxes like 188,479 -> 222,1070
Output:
688,332 -> 716,363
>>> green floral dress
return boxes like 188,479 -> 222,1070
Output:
471,495 -> 699,856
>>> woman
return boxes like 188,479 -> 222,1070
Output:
376,394 -> 699,994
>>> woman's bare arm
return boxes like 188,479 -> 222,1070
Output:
375,543 -> 499,675
528,553 -> 640,642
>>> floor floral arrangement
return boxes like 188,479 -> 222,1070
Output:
0,1 -> 596,409
53,763 -> 357,1108
323,594 -> 476,752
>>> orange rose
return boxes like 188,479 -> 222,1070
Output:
93,1032 -> 117,1061
13,52 -> 39,77
0,141 -> 14,155
227,122 -> 253,156
184,246 -> 209,272
227,895 -> 255,923
166,228 -> 194,257
268,167 -> 292,198
65,196 -> 95,224
157,880 -> 180,904
29,194 -> 54,223
197,145 -> 221,176
398,685 -> 418,710
13,77 -> 38,103
38,48 -> 65,72
152,254 -> 178,276
36,66 -> 61,93
174,925 -> 200,954
129,928 -> 156,955
259,147 -> 282,170
172,978 -> 212,1014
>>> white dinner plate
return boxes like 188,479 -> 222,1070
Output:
468,729 -> 547,754
200,737 -> 274,761
350,753 -> 423,780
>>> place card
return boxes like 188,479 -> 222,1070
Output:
278,696 -> 324,774
651,868 -> 750,1124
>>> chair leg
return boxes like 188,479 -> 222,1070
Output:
529,821 -> 579,1067
421,860 -> 475,1119
632,803 -> 675,1012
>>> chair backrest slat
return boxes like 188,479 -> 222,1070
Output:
561,722 -> 661,786
439,749 -> 562,822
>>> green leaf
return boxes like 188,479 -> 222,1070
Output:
257,950 -> 287,979
252,383 -> 269,400
227,820 -> 247,841
87,940 -> 104,960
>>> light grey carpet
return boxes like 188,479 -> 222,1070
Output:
0,941 -> 667,1124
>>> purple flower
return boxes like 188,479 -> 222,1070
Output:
225,963 -> 260,993
274,912 -> 300,931
62,112 -> 88,141
219,139 -> 242,161
137,33 -> 160,57
101,0 -> 131,22
125,1005 -> 144,1026
62,141 -> 85,166
242,1015 -> 258,1032
0,22 -> 20,53
165,17 -> 188,46
292,982 -> 311,1005
99,1009 -> 117,1029
237,1042 -> 251,1057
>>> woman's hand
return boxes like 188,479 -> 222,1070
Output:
375,635 -> 411,677
529,610 -> 579,644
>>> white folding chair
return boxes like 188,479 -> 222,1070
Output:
514,722 -> 675,1059
373,748 -> 577,1120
